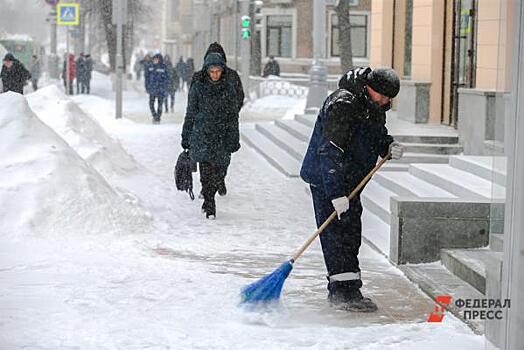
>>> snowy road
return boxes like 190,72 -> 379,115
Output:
0,75 -> 485,349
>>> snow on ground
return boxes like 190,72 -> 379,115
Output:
0,92 -> 152,239
0,73 -> 486,349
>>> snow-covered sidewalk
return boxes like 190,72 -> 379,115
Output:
0,75 -> 485,349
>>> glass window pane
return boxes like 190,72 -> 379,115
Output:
350,14 -> 366,26
268,15 -> 291,27
351,27 -> 366,57
281,27 -> 292,57
332,27 -> 340,56
267,28 -> 280,56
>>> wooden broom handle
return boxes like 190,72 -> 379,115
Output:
291,155 -> 390,263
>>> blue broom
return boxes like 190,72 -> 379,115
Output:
240,156 -> 390,305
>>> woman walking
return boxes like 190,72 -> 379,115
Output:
181,52 -> 241,219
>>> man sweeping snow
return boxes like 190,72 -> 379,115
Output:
300,67 -> 403,312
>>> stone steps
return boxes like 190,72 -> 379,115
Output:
409,163 -> 505,199
255,123 -> 307,161
360,181 -> 397,225
241,128 -> 300,177
274,119 -> 313,142
440,248 -> 503,295
449,155 -> 507,186
373,171 -> 457,198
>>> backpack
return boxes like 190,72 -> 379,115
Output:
174,150 -> 197,200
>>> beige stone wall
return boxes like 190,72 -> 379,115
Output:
476,0 -> 515,91
411,0 -> 444,123
370,0 -> 394,68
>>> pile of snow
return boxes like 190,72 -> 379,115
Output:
27,85 -> 139,180
0,92 -> 152,237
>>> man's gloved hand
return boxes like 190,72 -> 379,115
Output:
389,141 -> 404,160
331,196 -> 350,220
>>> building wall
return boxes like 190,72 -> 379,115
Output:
370,0 -> 393,68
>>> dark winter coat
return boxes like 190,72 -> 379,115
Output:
175,59 -> 187,82
84,57 -> 93,80
181,53 -> 241,166
1,59 -> 31,94
300,67 -> 394,200
262,59 -> 280,77
145,55 -> 170,97
190,42 -> 244,113
76,57 -> 87,83
165,59 -> 179,93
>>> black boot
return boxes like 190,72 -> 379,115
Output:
202,199 -> 216,220
217,180 -> 227,196
328,289 -> 377,313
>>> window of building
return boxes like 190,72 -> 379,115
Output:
330,13 -> 368,58
266,15 -> 292,57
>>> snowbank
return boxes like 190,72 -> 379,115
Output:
0,92 -> 152,237
240,95 -> 306,121
27,85 -> 139,179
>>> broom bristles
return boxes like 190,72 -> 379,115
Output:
240,260 -> 294,304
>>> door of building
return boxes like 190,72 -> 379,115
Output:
449,0 -> 477,127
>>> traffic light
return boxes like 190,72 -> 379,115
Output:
241,15 -> 251,40
253,0 -> 263,30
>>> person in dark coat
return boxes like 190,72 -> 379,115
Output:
300,67 -> 404,313
30,55 -> 41,91
1,53 -> 31,94
175,57 -> 187,91
145,53 -> 169,123
76,53 -> 87,94
262,55 -> 280,77
185,58 -> 194,89
190,42 -> 244,197
84,54 -> 93,94
163,55 -> 178,113
181,52 -> 241,219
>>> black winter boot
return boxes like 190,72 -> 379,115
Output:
327,281 -> 377,313
217,180 -> 227,196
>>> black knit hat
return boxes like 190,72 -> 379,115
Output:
3,53 -> 16,62
367,68 -> 400,98
204,52 -> 225,70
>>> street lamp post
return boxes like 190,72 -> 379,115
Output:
305,0 -> 328,114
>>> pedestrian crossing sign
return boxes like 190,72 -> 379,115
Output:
57,3 -> 80,26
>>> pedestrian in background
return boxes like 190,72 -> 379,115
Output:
30,55 -> 41,91
145,53 -> 169,124
84,54 -> 93,94
76,53 -> 86,94
181,52 -> 241,219
262,55 -> 280,77
175,56 -> 187,91
1,53 -> 31,94
164,54 -> 179,113
62,53 -> 76,95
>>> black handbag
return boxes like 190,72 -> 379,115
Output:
174,150 -> 196,200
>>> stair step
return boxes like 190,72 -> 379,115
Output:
275,119 -> 313,142
440,248 -> 503,294
294,113 -> 317,128
255,123 -> 307,161
409,163 -> 505,199
391,134 -> 460,144
449,156 -> 507,186
362,208 -> 391,258
402,142 -> 463,155
389,152 -> 450,164
241,128 -> 301,177
374,171 -> 457,198
399,263 -> 484,334
489,233 -> 504,252
361,180 -> 398,225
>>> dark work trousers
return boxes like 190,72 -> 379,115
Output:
85,78 -> 91,94
199,162 -> 221,209
310,185 -> 363,296
31,78 -> 38,91
149,95 -> 164,119
164,91 -> 175,112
